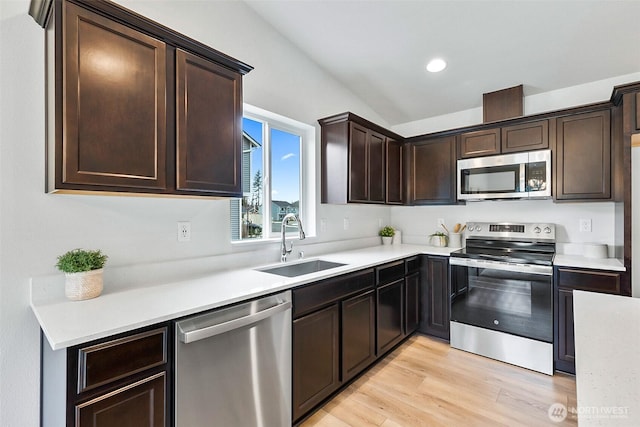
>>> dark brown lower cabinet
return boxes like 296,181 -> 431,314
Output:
555,288 -> 575,373
554,267 -> 622,374
341,290 -> 376,381
292,304 -> 340,421
41,324 -> 170,427
405,272 -> 420,335
419,255 -> 451,340
75,373 -> 166,427
293,258 -> 420,423
377,279 -> 405,355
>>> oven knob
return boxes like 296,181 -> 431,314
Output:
534,227 -> 541,234
475,225 -> 482,232
493,319 -> 499,325
544,227 -> 552,234
467,225 -> 474,232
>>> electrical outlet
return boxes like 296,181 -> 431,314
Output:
343,218 -> 350,230
320,218 -> 327,233
177,221 -> 191,242
378,218 -> 383,227
579,218 -> 592,233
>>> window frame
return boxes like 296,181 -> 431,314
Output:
230,104 -> 316,245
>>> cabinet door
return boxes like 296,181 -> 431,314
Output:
405,272 -> 420,335
501,120 -> 549,153
458,128 -> 500,158
386,139 -> 403,204
341,290 -> 376,381
555,110 -> 611,200
553,267 -> 623,374
61,2 -> 167,190
377,279 -> 404,355
420,256 -> 450,340
176,49 -> 242,195
368,130 -> 386,203
554,288 -> 575,374
636,93 -> 640,131
409,136 -> 456,205
293,304 -> 340,422
348,122 -> 369,202
75,372 -> 166,427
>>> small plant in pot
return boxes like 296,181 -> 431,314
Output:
379,226 -> 395,245
56,249 -> 108,301
429,231 -> 448,247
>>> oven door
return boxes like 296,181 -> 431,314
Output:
449,258 -> 552,343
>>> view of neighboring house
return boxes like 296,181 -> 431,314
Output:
271,200 -> 298,222
231,132 -> 262,240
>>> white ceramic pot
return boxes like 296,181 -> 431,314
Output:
65,268 -> 104,301
429,235 -> 448,247
381,236 -> 393,245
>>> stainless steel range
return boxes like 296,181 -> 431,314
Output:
449,222 -> 555,375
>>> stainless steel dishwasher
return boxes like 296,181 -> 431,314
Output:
175,290 -> 291,426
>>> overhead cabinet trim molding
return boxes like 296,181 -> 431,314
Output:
38,0 -> 252,197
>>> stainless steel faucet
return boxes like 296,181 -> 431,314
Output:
281,213 -> 305,262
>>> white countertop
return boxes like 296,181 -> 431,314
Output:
553,254 -> 626,272
573,291 -> 640,426
31,244 -> 457,351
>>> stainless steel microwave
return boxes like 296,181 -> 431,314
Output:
457,149 -> 551,200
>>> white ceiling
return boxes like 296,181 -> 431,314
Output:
244,0 -> 640,126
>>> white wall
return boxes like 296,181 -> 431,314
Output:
392,200 -> 616,256
0,1 -> 390,426
392,72 -> 640,136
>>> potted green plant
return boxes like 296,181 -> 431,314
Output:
379,226 -> 395,245
56,249 -> 108,301
429,231 -> 448,247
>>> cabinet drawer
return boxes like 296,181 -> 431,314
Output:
556,268 -> 621,294
75,372 -> 166,427
77,328 -> 168,394
376,260 -> 405,285
293,269 -> 374,318
405,256 -> 420,274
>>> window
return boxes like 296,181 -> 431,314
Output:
231,105 -> 315,242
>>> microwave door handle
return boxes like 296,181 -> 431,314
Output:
520,163 -> 526,193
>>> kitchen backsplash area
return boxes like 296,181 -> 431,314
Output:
392,199 -> 616,257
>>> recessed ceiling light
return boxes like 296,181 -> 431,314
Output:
426,58 -> 447,73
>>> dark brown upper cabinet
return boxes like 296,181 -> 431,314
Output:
47,0 -> 251,197
176,49 -> 242,195
406,135 -> 457,205
459,119 -> 549,158
58,2 -> 168,191
458,128 -> 500,158
319,112 -> 403,205
555,110 -> 611,201
386,138 -> 403,204
501,120 -> 549,153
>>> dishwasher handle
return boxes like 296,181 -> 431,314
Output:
179,299 -> 292,344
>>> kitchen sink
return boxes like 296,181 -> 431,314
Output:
257,259 -> 346,277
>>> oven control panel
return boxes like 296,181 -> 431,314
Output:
465,222 -> 555,241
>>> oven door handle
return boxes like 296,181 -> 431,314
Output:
449,257 -> 553,276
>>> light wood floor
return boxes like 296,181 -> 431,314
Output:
301,335 -> 577,427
